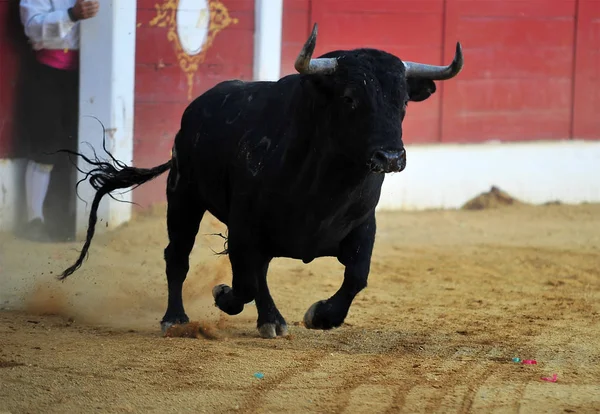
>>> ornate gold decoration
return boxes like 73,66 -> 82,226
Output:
149,0 -> 239,100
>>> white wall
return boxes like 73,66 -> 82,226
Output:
2,140 -> 600,232
0,159 -> 25,231
253,0 -> 283,81
378,140 -> 600,210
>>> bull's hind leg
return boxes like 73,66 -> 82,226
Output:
304,214 -> 376,330
160,181 -> 205,334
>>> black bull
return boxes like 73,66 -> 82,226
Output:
59,24 -> 464,338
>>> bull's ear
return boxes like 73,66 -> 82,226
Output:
407,78 -> 437,102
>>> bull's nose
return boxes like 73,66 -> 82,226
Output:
370,149 -> 406,173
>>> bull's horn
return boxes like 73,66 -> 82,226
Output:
294,23 -> 338,75
403,42 -> 464,80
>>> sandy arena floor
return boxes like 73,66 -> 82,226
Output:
0,198 -> 599,413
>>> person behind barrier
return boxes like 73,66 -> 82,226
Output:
18,0 -> 99,242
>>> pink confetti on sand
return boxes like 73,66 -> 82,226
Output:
541,374 -> 558,383
522,359 -> 537,365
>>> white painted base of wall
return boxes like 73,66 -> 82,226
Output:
0,156 -> 126,234
1,140 -> 599,230
0,159 -> 25,232
378,140 -> 600,210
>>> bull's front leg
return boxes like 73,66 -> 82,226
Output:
212,246 -> 261,316
211,214 -> 262,316
304,214 -> 376,330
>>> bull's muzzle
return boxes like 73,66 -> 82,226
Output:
370,149 -> 406,173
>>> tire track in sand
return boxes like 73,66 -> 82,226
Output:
238,349 -> 329,412
381,346 -> 501,413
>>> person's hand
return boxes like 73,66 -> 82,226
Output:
70,0 -> 100,21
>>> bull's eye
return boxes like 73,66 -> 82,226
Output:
343,95 -> 357,110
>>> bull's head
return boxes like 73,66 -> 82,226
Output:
294,23 -> 463,174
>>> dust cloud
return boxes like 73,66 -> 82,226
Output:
0,206 -> 231,332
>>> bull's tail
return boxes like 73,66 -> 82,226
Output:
58,147 -> 171,280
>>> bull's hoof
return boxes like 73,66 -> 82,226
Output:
212,284 -> 230,301
161,321 -> 174,335
160,315 -> 189,336
257,322 -> 289,339
212,284 -> 244,315
303,300 -> 343,330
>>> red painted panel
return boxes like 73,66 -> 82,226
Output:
457,79 -> 573,112
137,0 -> 253,11
133,0 -> 254,208
133,103 -> 187,208
457,46 -> 573,80
311,1 -> 444,54
441,0 -> 577,143
312,11 -> 443,51
314,0 -> 444,14
307,0 -> 445,144
135,9 -> 254,67
281,0 -> 310,76
450,0 -> 577,17
445,110 -> 572,142
133,103 -> 186,207
455,18 -> 574,50
135,41 -> 254,103
0,0 -> 31,159
0,0 -> 18,158
572,0 -> 600,140
134,103 -> 187,152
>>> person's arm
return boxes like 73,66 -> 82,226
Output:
19,0 -> 77,46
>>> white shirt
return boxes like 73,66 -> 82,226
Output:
20,0 -> 80,51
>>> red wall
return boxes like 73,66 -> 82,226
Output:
1,0 -> 598,210
442,1 -> 576,143
0,0 -> 23,158
281,0 -> 600,144
133,0 -> 254,207
572,0 -> 600,139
